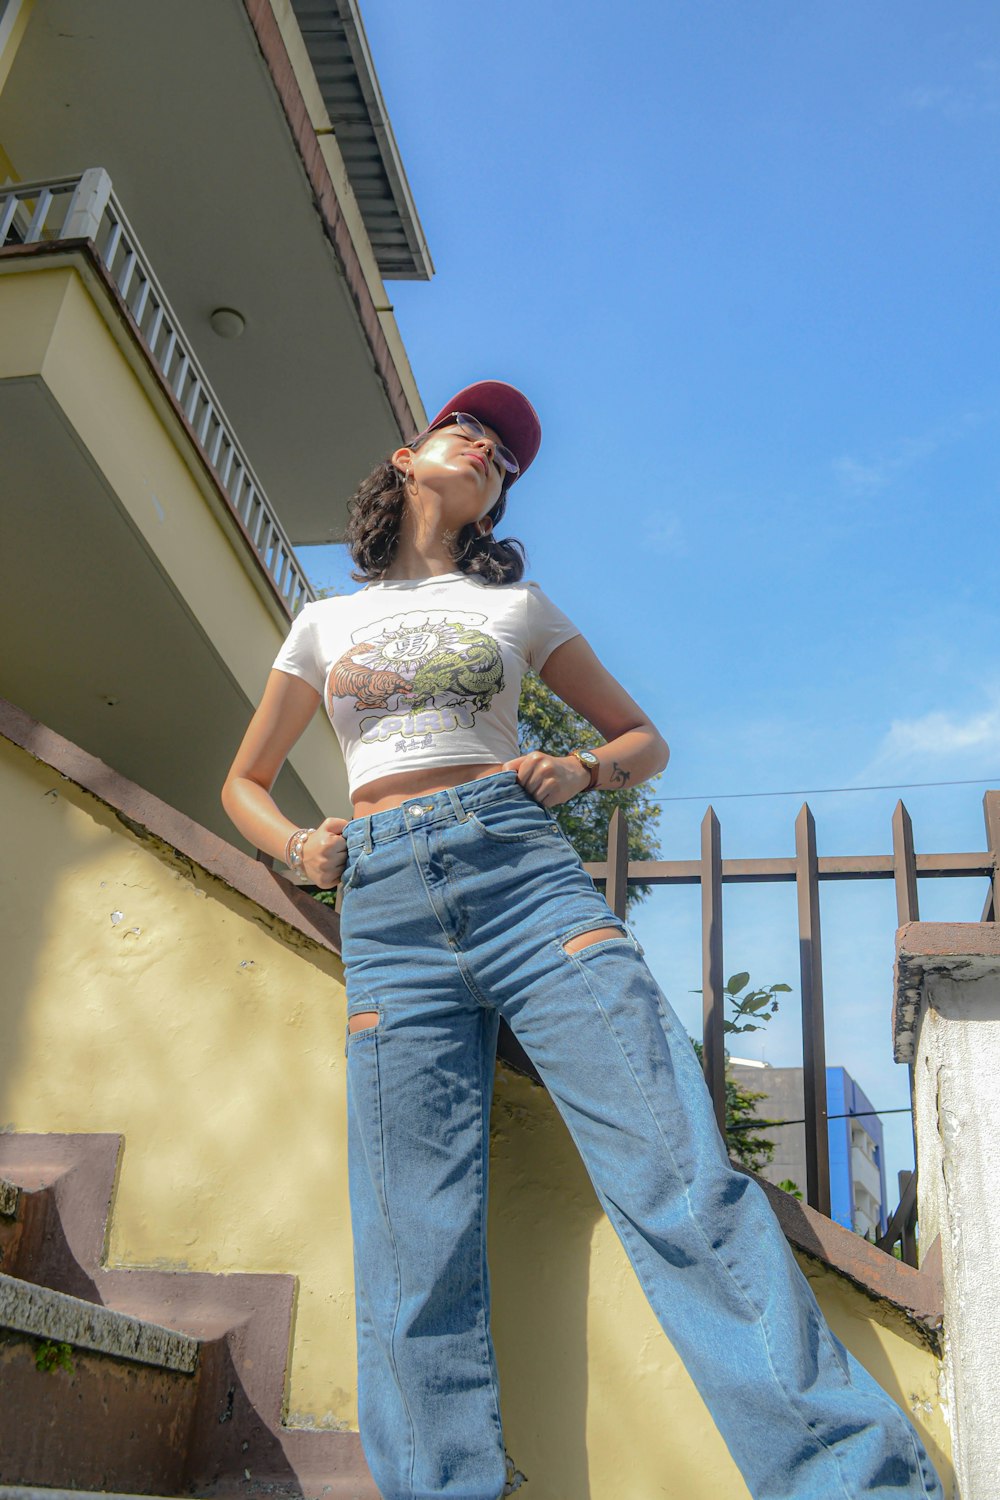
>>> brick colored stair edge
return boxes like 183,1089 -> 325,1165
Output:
0,1485 -> 375,1500
0,1491 -> 195,1500
0,696 -> 341,960
0,1485 -> 376,1500
736,1163 -> 943,1351
0,1134 -> 377,1496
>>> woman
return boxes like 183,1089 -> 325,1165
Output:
222,381 -> 942,1500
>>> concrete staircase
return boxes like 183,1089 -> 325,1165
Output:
0,1492 -> 193,1500
0,1134 -> 378,1499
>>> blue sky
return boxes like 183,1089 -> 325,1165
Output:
301,2 -> 1000,1196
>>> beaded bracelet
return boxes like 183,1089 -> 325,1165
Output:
284,827 -> 316,873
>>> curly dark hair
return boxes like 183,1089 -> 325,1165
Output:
344,431 -> 526,585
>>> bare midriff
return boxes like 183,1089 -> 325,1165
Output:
352,762 -> 506,817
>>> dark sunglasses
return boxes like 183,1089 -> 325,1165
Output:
427,412 -> 520,477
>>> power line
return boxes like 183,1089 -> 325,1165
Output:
728,1106 -> 913,1134
651,775 -> 1000,805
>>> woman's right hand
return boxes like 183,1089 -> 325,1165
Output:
301,817 -> 350,888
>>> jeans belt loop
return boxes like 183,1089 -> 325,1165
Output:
446,786 -> 469,823
362,815 -> 374,854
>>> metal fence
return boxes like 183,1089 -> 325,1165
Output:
0,169 -> 312,618
588,790 -> 999,1262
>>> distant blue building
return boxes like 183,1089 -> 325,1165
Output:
826,1067 -> 887,1237
728,1061 -> 889,1237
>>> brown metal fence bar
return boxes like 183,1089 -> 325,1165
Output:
795,804 -> 831,1216
584,850 -> 993,886
700,807 -> 726,1132
877,1169 -> 918,1268
891,801 -> 921,1170
891,801 -> 919,924
606,807 -> 629,921
899,1170 -> 918,1268
984,790 -> 999,921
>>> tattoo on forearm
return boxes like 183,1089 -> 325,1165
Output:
610,761 -> 631,788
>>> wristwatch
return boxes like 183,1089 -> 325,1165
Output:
571,748 -> 601,792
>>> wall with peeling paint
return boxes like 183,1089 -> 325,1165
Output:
0,735 -> 952,1497
913,962 -> 1000,1500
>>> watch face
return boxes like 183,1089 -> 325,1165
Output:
578,751 -> 599,768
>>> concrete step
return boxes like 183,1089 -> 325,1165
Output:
0,1272 -> 200,1371
0,1271 -> 201,1494
0,1135 -> 379,1498
0,1490 -> 191,1500
0,1483 -> 370,1500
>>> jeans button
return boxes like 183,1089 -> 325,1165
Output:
410,805 -> 424,818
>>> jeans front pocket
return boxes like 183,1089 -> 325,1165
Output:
468,794 -> 561,843
340,845 -> 371,893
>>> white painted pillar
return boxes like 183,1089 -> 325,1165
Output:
62,167 -> 113,242
893,922 -> 1000,1500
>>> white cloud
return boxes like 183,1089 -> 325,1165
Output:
901,63 -> 1000,119
865,695 -> 1000,773
903,85 -> 955,112
833,409 -> 991,496
832,456 -> 894,495
642,512 -> 685,556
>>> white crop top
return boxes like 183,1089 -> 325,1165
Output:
272,572 -> 581,796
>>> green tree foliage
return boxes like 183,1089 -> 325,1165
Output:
517,672 -> 661,912
691,1038 -> 779,1173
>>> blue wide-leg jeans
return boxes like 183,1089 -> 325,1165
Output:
338,772 -> 942,1500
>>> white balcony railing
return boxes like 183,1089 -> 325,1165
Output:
0,169 -> 314,618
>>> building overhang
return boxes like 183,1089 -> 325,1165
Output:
290,0 -> 433,281
0,0 -> 426,546
0,259 -> 349,838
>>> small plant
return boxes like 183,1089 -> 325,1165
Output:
34,1339 -> 74,1374
721,973 -> 791,1034
690,971 -> 793,1172
777,1179 -> 803,1200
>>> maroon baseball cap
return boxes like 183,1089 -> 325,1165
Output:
424,380 -> 541,482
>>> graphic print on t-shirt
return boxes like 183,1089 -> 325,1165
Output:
327,608 -> 505,754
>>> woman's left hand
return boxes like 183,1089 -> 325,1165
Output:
502,750 -> 591,807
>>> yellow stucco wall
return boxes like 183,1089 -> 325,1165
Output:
0,735 -> 952,1497
0,734 -> 357,1426
0,263 -> 347,819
